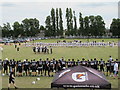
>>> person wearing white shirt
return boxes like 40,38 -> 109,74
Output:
114,61 -> 119,77
109,56 -> 113,62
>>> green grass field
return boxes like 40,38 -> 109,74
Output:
0,38 -> 119,89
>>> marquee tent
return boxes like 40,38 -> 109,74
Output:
51,65 -> 111,89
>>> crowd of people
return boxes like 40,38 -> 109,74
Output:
24,41 -> 118,47
32,46 -> 53,54
0,56 -> 119,78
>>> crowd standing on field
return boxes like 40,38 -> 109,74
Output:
32,46 -> 53,54
24,40 -> 118,47
0,56 -> 119,78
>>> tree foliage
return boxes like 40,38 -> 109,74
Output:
1,8 -> 118,38
110,18 -> 120,36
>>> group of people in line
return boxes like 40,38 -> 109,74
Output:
24,41 -> 118,48
0,56 -> 119,78
32,46 -> 53,54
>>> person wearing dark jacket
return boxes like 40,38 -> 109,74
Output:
8,69 -> 18,90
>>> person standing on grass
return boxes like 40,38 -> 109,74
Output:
67,59 -> 72,68
8,69 -> 18,90
16,46 -> 20,51
81,58 -> 87,66
113,61 -> 119,78
14,44 -> 17,48
3,58 -> 9,75
48,59 -> 54,77
109,56 -> 113,62
50,46 -> 53,54
11,59 -> 16,76
90,59 -> 94,68
115,59 -> 120,76
99,59 -> 105,72
71,59 -> 76,67
61,59 -> 66,70
110,59 -> 115,77
9,60 -> 13,73
0,59 -> 3,74
33,47 -> 36,54
93,58 -> 98,70
16,60 -> 23,77
37,59 -> 43,76
31,59 -> 37,76
23,59 -> 30,76
106,60 -> 111,76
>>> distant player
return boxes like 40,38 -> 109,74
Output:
37,59 -> 43,76
61,59 -> 66,70
90,59 -> 94,69
99,59 -> 105,72
76,59 -> 81,66
14,44 -> 17,48
3,58 -> 9,75
57,60 -> 62,71
8,69 -> 18,90
16,47 -> 20,51
33,47 -> 36,54
16,60 -> 23,76
93,58 -> 98,70
37,47 -> 40,53
67,59 -> 72,68
110,59 -> 115,77
71,59 -> 76,67
53,58 -> 57,72
109,56 -> 113,62
0,59 -> 3,74
48,59 -> 54,77
23,59 -> 30,76
9,60 -> 13,73
87,59 -> 91,67
44,58 -> 49,76
106,60 -> 111,76
31,59 -> 37,76
11,59 -> 16,76
81,58 -> 87,66
50,46 -> 53,54
42,60 -> 46,76
113,61 -> 119,78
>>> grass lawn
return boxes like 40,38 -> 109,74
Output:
1,75 -> 118,89
2,45 -> 118,60
0,38 -> 119,89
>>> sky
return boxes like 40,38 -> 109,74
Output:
0,0 -> 119,29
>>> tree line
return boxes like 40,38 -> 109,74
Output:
0,8 -> 120,38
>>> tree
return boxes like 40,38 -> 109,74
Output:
22,18 -> 40,37
94,15 -> 105,36
13,21 -> 24,37
84,16 -> 90,36
45,15 -> 52,37
73,11 -> 77,36
56,8 -> 59,36
69,8 -> 73,36
65,8 -> 70,36
51,8 -> 56,36
110,18 -> 120,36
40,25 -> 45,30
89,15 -> 95,36
79,12 -> 84,36
59,8 -> 63,36
2,22 -> 12,37
65,8 -> 73,36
